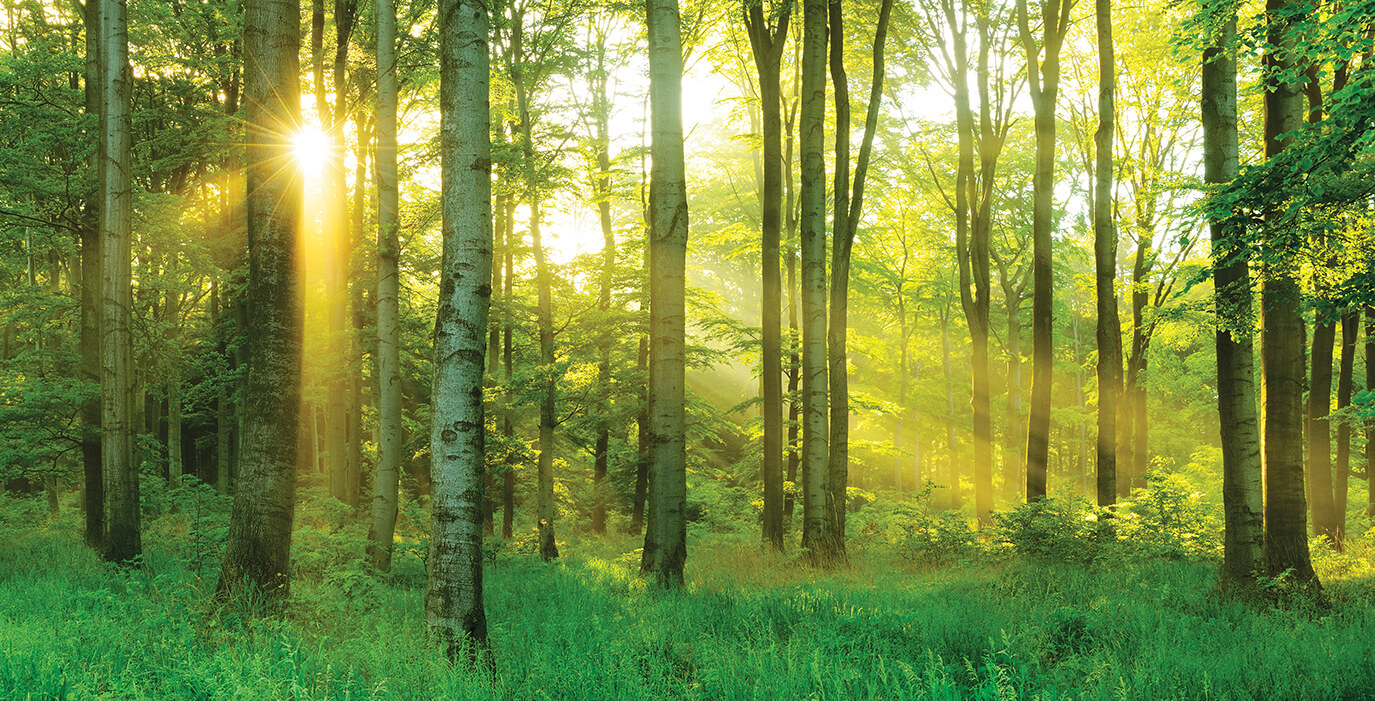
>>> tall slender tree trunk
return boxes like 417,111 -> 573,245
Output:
1018,0 -> 1070,502
1093,0 -> 1122,509
1308,303 -> 1339,540
81,0 -> 104,548
784,94 -> 801,524
1366,307 -> 1374,519
509,23 -> 559,560
99,0 -> 139,563
218,0 -> 302,598
368,0 -> 402,571
1004,300 -> 1024,502
942,310 -> 960,508
640,0 -> 689,586
427,0 -> 491,656
335,0 -> 361,511
798,0 -> 829,558
1260,0 -> 1316,585
825,0 -> 893,551
1334,310 -> 1356,541
590,33 -> 618,536
745,0 -> 790,553
502,203 -> 516,539
1205,11 -> 1263,587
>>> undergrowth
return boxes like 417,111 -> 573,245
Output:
1,484 -> 1373,700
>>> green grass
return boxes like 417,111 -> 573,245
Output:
4,504 -> 1375,700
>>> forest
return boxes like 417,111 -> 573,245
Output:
3,0 -> 1375,695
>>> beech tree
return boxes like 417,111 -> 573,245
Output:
217,0 -> 304,598
427,0 -> 492,655
1017,0 -> 1071,502
99,0 -> 138,563
367,0 -> 401,572
640,0 -> 690,587
1203,4 -> 1263,587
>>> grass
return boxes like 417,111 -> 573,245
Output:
3,497 -> 1375,700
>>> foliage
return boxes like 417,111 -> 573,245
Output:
992,497 -> 1113,566
8,507 -> 1375,699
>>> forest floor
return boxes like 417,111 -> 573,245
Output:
4,489 -> 1375,700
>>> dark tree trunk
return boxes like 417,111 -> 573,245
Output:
745,0 -> 791,553
217,0 -> 303,598
1018,0 -> 1071,502
1260,0 -> 1317,586
1093,0 -> 1122,509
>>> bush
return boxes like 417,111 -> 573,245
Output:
1117,472 -> 1222,560
992,497 -> 1112,565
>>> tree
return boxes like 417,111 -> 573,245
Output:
640,0 -> 689,587
826,0 -> 893,557
99,0 -> 139,563
1092,0 -> 1120,508
797,0 -> 829,559
1203,5 -> 1263,587
1017,0 -> 1071,502
427,0 -> 492,655
81,0 -> 104,550
1259,0 -> 1316,586
367,0 -> 402,572
217,0 -> 303,599
744,0 -> 791,552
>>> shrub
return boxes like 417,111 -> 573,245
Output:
991,497 -> 1111,565
1118,472 -> 1222,560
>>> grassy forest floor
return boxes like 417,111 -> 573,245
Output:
4,485 -> 1375,700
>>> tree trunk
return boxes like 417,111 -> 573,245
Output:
798,0 -> 829,558
1093,0 -> 1122,509
942,310 -> 960,508
1004,296 -> 1023,504
217,0 -> 302,599
1366,307 -> 1374,519
368,0 -> 402,571
426,0 -> 492,657
99,0 -> 139,563
1205,13 -> 1264,588
640,0 -> 689,587
745,0 -> 790,553
1335,310 -> 1356,542
590,31 -> 619,537
509,18 -> 559,560
1018,0 -> 1070,502
502,199 -> 516,539
81,0 -> 104,549
1260,0 -> 1316,585
335,0 -> 361,513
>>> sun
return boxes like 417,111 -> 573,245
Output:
292,125 -> 330,173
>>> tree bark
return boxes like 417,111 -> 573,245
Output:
826,0 -> 893,552
744,0 -> 790,553
1017,0 -> 1070,502
1205,12 -> 1264,588
1260,0 -> 1316,585
217,0 -> 302,599
798,0 -> 829,558
99,0 -> 139,563
508,12 -> 559,561
1334,310 -> 1355,542
427,0 -> 492,657
1093,0 -> 1122,509
640,0 -> 689,587
368,0 -> 402,571
81,0 -> 104,549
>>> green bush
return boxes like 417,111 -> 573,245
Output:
992,497 -> 1112,565
1118,472 -> 1222,560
